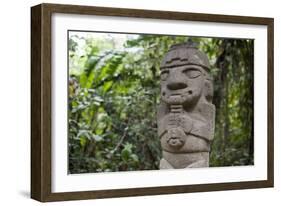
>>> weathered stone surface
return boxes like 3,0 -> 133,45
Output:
158,41 -> 215,169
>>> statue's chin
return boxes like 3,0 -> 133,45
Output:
166,95 -> 184,105
162,93 -> 200,106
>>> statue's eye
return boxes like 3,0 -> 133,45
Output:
184,69 -> 201,78
161,71 -> 169,81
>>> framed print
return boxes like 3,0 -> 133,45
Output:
31,3 -> 274,202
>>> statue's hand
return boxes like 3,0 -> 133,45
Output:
166,127 -> 185,148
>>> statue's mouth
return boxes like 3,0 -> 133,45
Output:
170,94 -> 181,97
168,89 -> 193,97
162,89 -> 196,105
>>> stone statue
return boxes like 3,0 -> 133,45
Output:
157,41 -> 215,169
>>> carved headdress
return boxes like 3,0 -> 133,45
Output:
160,41 -> 210,71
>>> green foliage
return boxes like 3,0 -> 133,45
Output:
68,32 -> 254,173
208,39 -> 254,166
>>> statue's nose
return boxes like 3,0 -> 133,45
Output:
167,82 -> 187,90
167,78 -> 188,90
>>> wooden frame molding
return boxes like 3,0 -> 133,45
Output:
31,3 -> 274,202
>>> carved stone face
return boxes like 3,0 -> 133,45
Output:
160,65 -> 206,107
